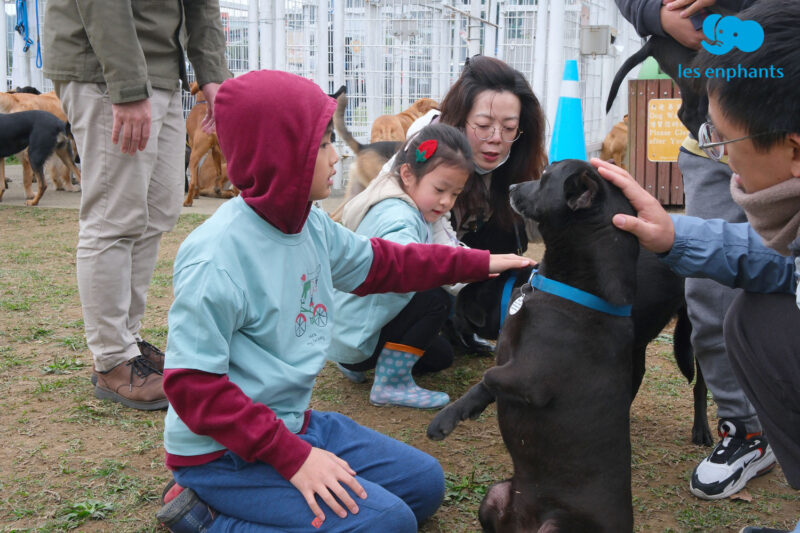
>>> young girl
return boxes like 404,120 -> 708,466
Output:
330,124 -> 472,409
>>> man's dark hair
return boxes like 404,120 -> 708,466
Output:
692,0 -> 800,151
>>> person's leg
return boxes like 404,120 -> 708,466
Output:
340,288 -> 453,408
724,292 -> 800,490
56,81 -> 166,409
343,288 -> 453,372
680,150 -> 773,498
172,411 -> 439,532
128,88 -> 184,348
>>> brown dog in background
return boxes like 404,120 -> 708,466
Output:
184,82 -> 234,206
0,90 -> 80,198
369,97 -> 438,143
600,115 -> 629,171
330,88 -> 403,221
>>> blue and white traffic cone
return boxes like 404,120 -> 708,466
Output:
548,59 -> 587,163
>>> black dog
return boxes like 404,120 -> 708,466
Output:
453,255 -> 712,446
0,110 -> 82,206
429,159 -> 650,532
606,36 -> 705,139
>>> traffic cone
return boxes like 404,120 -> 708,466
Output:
548,59 -> 587,163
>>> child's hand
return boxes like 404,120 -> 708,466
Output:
289,447 -> 368,526
488,254 -> 537,277
590,158 -> 676,254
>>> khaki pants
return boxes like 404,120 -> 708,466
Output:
56,82 -> 184,371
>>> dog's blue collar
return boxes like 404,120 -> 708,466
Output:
499,272 -> 518,328
526,269 -> 632,317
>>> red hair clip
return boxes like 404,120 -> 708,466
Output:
416,139 -> 438,163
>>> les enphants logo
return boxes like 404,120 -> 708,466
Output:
678,14 -> 783,81
701,14 -> 764,55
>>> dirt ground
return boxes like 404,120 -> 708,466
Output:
0,202 -> 798,532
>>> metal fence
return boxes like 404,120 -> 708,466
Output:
3,0 -> 644,189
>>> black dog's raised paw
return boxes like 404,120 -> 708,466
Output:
426,381 -> 496,441
427,405 -> 460,441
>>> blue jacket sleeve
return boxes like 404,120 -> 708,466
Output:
615,0 -> 665,37
659,215 -> 796,294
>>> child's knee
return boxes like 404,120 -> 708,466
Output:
363,500 -> 417,533
407,456 -> 445,523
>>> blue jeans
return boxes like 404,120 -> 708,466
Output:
172,411 -> 445,532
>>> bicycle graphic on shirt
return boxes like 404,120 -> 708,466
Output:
296,265 -> 328,337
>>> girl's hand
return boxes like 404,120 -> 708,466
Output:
289,447 -> 367,526
488,254 -> 537,276
590,158 -> 676,254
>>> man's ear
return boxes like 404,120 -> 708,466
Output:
564,169 -> 600,211
789,133 -> 800,179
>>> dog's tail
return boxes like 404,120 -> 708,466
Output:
673,305 -> 695,383
605,38 -> 656,113
333,88 -> 363,154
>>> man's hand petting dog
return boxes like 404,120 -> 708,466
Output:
488,254 -> 536,277
591,158 -> 676,254
660,0 -> 711,49
289,447 -> 367,526
112,98 -> 152,155
665,0 -> 717,19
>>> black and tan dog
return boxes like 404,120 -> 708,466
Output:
330,87 -> 402,221
0,110 -> 81,206
429,159 -> 648,532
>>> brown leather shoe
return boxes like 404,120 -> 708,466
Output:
137,339 -> 165,371
90,339 -> 165,386
94,355 -> 167,410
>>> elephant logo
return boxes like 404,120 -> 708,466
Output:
702,14 -> 764,55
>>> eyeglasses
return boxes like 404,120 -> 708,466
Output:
697,121 -> 775,161
466,121 -> 523,143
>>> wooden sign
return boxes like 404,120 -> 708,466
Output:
647,98 -> 688,163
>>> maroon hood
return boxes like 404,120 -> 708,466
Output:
214,70 -> 337,234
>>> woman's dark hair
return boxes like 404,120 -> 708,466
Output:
439,55 -> 547,230
692,0 -> 800,152
391,123 -> 473,183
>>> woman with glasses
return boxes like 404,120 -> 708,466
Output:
434,55 -> 547,256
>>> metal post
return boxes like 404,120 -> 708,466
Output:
532,1 -> 548,100
315,0 -> 327,90
545,0 -> 566,141
273,0 -> 285,71
259,0 -> 273,70
248,0 -> 259,71
483,0 -> 497,57
1,1 -> 7,91
468,0 -> 481,58
366,2 -> 381,128
333,0 -> 344,91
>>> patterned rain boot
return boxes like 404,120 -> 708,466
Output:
369,342 -> 449,409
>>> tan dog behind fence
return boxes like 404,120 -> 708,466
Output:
600,115 -> 629,171
369,97 -> 439,143
184,82 -> 237,207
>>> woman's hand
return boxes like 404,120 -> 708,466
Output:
488,254 -> 537,277
590,158 -> 676,254
289,447 -> 367,526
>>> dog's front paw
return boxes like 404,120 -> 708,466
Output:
426,404 -> 460,441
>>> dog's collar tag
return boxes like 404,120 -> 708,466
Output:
526,270 -> 632,317
508,295 -> 524,316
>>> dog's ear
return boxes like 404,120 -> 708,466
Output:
464,300 -> 487,328
564,169 -> 600,211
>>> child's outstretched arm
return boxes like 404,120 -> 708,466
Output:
351,238 -> 534,296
